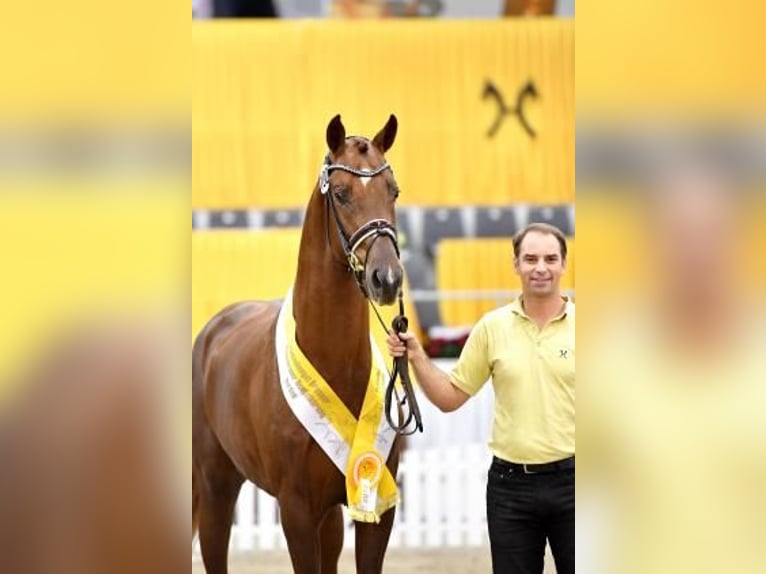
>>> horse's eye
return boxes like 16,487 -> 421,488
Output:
390,186 -> 400,200
333,186 -> 350,205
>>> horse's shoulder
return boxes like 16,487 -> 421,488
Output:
201,300 -> 281,352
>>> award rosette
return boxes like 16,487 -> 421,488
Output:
346,446 -> 398,523
353,452 -> 384,513
354,452 -> 384,485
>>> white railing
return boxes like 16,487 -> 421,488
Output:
193,443 -> 492,557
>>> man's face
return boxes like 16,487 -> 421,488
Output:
514,231 -> 566,297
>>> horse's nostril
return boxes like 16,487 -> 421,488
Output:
369,266 -> 402,300
371,269 -> 383,290
394,267 -> 403,288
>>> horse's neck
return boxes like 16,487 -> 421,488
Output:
292,190 -> 372,413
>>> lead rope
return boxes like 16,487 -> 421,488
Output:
370,294 -> 424,435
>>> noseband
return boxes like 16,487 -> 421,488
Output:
319,152 -> 400,296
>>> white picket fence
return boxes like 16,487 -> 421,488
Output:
193,443 -> 492,558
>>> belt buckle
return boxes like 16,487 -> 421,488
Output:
522,463 -> 537,475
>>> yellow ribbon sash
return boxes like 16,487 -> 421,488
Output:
277,292 -> 398,523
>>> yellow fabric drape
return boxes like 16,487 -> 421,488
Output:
193,20 -> 573,209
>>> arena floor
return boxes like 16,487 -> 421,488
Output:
192,546 -> 557,573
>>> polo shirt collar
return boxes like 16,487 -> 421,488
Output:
510,295 -> 572,322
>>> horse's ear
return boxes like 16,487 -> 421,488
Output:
326,114 -> 346,155
372,114 -> 398,153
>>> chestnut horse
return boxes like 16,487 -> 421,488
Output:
192,114 -> 404,574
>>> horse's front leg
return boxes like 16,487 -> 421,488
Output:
319,505 -> 344,574
278,494 -> 324,574
354,507 -> 396,574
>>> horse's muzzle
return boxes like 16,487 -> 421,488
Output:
367,264 -> 403,305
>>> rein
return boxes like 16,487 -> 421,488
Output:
371,296 -> 424,436
319,149 -> 424,436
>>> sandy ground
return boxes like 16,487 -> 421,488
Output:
192,546 -> 557,573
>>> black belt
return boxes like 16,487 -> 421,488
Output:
492,455 -> 575,475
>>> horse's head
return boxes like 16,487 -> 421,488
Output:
320,114 -> 404,305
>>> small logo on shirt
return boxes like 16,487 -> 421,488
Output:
559,349 -> 569,359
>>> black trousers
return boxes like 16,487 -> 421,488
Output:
486,458 -> 575,574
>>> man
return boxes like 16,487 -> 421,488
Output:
387,222 -> 574,574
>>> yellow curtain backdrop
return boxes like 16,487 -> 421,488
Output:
193,19 -> 573,209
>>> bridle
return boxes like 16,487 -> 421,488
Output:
319,151 -> 400,296
317,146 -> 424,436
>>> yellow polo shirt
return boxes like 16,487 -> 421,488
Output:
450,297 -> 575,463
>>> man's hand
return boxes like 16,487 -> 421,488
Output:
386,330 -> 469,412
386,330 -> 420,358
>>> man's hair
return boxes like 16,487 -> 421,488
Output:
512,222 -> 568,261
